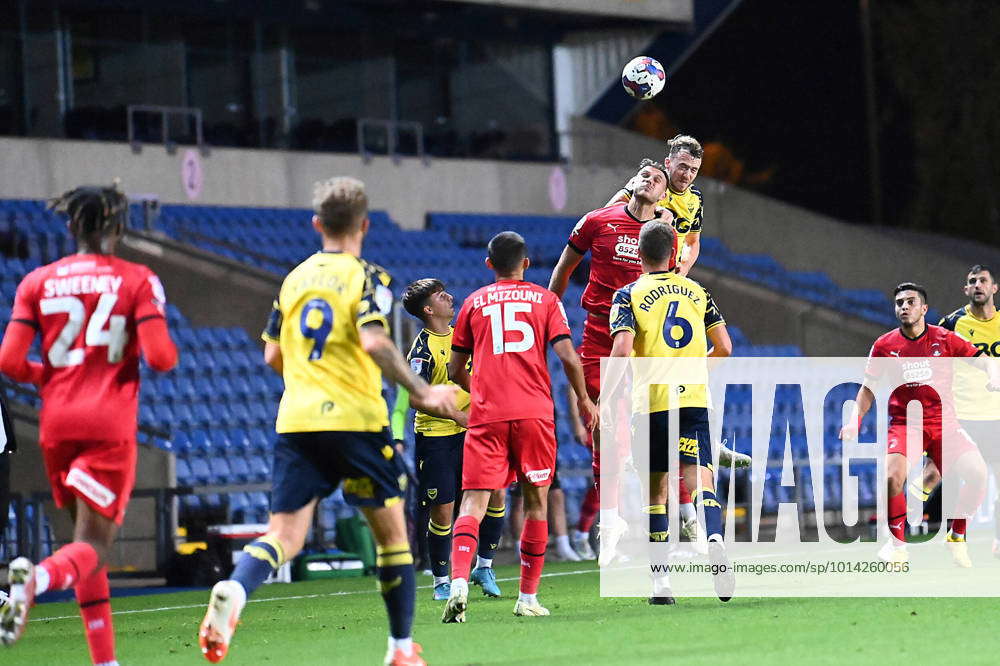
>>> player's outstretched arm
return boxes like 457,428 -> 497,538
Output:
0,322 -> 43,385
359,322 -> 460,422
566,384 -> 589,444
707,324 -> 733,358
447,350 -> 472,393
263,341 -> 283,374
552,338 -> 596,430
548,245 -> 584,299
137,317 -> 178,372
839,384 -> 875,440
677,234 -> 701,277
601,329 -> 635,422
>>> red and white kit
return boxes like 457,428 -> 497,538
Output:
11,254 -> 169,523
451,279 -> 571,489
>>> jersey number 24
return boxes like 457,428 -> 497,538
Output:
40,294 -> 127,367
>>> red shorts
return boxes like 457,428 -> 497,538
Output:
579,314 -> 613,402
41,439 -> 137,525
886,422 -> 978,471
463,419 -> 557,490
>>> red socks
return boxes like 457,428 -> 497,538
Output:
949,519 -> 967,538
40,541 -> 100,591
578,485 -> 599,533
76,567 -> 116,665
888,492 -> 907,543
519,519 -> 547,595
450,515 -> 480,581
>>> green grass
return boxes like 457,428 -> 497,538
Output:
7,561 -> 1000,665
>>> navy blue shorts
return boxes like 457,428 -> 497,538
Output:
415,432 -> 464,508
271,429 -> 407,512
640,407 -> 713,472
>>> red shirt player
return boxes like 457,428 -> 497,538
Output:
841,282 -> 994,564
0,186 -> 177,663
443,231 -> 595,621
548,159 -> 674,549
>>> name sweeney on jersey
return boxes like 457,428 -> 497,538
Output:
637,283 -> 701,311
43,274 -> 124,298
473,289 -> 544,308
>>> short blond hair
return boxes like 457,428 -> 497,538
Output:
312,176 -> 368,235
667,134 -> 703,160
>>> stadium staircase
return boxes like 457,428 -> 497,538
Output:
0,198 -> 888,549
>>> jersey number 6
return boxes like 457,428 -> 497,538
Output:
662,300 -> 693,349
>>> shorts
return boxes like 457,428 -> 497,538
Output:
415,432 -> 465,508
41,438 -> 137,525
959,420 -> 1000,469
271,429 -> 407,512
886,421 -> 979,472
579,314 -> 613,401
638,407 -> 713,473
463,418 -> 557,490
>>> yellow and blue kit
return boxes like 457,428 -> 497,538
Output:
406,326 -> 470,507
622,185 -> 703,265
610,270 -> 724,471
262,250 -> 406,510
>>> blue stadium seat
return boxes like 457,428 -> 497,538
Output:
189,457 -> 212,486
229,457 -> 252,484
209,457 -> 232,485
176,458 -> 194,486
249,456 -> 270,483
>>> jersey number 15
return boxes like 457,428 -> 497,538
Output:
483,302 -> 535,355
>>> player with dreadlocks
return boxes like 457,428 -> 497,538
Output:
0,184 -> 178,665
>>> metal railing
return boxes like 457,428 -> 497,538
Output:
357,118 -> 427,165
126,105 -> 209,156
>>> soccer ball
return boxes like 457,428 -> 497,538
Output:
621,56 -> 666,100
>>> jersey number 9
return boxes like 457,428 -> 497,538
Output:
300,298 -> 334,361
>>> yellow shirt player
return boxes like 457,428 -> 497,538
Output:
264,251 -> 395,433
607,134 -> 705,277
937,264 -> 1000,558
400,278 -> 504,601
199,176 -> 457,666
939,265 -> 1000,424
607,219 -> 734,602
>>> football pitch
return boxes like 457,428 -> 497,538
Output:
9,560 -> 1000,665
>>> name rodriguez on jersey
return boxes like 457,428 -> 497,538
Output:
635,283 -> 701,311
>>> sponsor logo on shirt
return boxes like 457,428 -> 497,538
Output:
614,235 -> 639,262
901,359 -> 932,383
